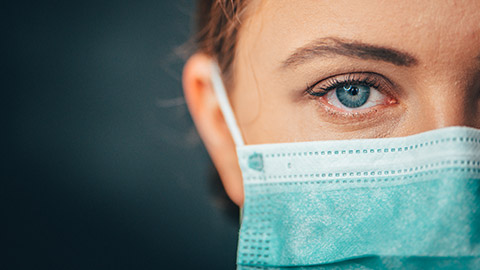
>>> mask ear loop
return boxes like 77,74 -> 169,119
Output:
210,62 -> 245,147
211,62 -> 245,222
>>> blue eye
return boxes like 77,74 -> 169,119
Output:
305,73 -> 396,113
336,84 -> 371,108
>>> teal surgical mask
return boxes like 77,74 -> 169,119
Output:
210,63 -> 480,269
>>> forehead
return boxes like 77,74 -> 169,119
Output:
237,0 -> 480,71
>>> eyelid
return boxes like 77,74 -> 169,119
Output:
305,72 -> 396,98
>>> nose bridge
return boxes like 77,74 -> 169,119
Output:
419,82 -> 473,129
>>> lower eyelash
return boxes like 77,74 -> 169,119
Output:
318,100 -> 386,123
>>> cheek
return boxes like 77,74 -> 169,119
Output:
232,84 -> 311,144
230,75 -> 262,137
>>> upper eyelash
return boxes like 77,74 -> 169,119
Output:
306,73 -> 382,97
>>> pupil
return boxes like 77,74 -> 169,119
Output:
348,86 -> 359,96
343,85 -> 359,95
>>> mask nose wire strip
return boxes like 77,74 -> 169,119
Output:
210,62 -> 245,147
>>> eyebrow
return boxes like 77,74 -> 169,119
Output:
281,37 -> 418,69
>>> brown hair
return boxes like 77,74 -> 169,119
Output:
195,0 -> 250,89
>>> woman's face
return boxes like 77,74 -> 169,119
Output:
231,0 -> 480,144
183,0 -> 480,205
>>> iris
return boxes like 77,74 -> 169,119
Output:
335,84 -> 370,108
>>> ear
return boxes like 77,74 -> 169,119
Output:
182,53 -> 244,206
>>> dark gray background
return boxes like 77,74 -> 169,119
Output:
5,1 -> 239,269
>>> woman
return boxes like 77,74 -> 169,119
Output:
183,0 -> 480,269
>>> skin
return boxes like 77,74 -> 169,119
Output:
183,0 -> 480,206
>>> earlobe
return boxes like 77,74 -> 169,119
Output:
182,53 -> 244,206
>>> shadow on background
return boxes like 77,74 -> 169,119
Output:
5,1 -> 239,269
